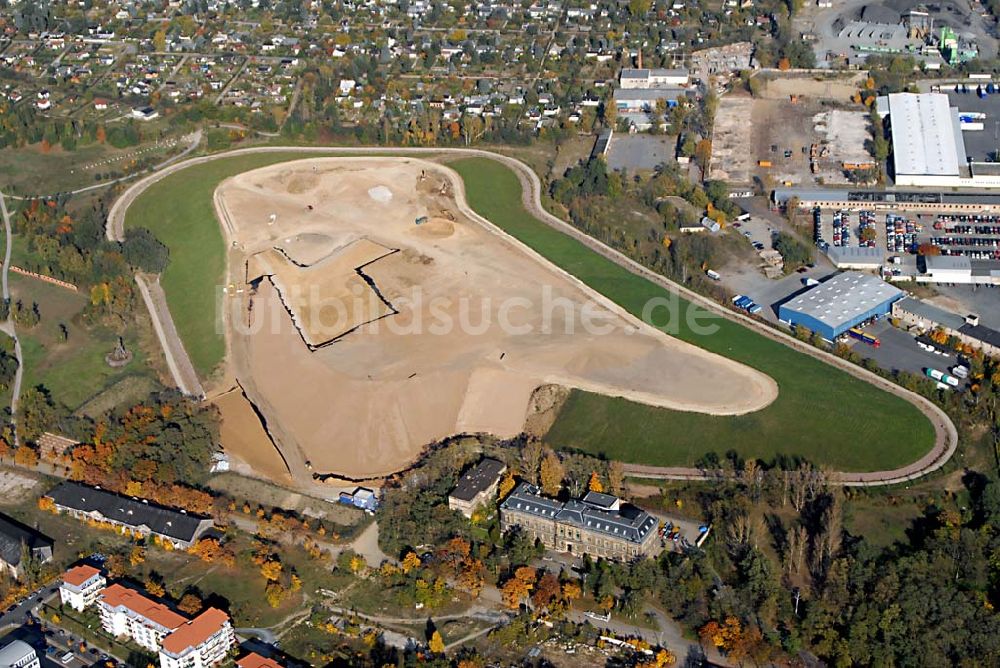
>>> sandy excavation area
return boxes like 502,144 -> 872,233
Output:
215,157 -> 777,480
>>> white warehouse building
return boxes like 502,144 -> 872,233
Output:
882,92 -> 1000,188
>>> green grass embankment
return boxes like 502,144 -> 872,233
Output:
450,157 -> 934,471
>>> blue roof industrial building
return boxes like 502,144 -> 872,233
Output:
778,272 -> 904,340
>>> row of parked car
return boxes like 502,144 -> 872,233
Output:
831,210 -> 851,247
887,214 -> 918,255
937,248 -> 1000,260
732,294 -> 762,315
930,236 -> 1000,248
858,210 -> 877,248
932,222 -> 1000,235
937,214 -> 1000,224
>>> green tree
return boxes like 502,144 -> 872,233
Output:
773,231 -> 813,269
122,228 -> 170,273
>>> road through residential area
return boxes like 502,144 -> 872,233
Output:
103,145 -> 958,487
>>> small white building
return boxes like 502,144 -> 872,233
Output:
158,609 -> 235,668
338,79 -> 356,96
619,68 -> 689,88
59,564 -> 106,612
0,640 -> 39,668
922,254 -> 973,283
132,106 -> 159,121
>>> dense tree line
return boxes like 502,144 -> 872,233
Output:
375,428 -> 1000,666
548,158 -> 740,296
15,196 -> 166,330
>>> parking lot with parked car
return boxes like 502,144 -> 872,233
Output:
847,319 -> 963,386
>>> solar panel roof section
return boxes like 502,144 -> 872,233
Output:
889,93 -> 961,177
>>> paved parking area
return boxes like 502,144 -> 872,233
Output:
606,135 -> 676,172
0,621 -> 99,668
928,283 -> 1000,329
718,259 -> 836,322
647,510 -> 708,552
855,319 -> 961,382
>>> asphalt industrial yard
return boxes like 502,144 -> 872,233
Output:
942,87 -> 1000,161
802,0 -> 1000,65
605,135 -> 677,172
716,200 -> 1000,389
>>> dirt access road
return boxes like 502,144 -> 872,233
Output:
105,146 -> 956,488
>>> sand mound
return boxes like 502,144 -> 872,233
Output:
286,173 -> 319,194
275,233 -> 341,266
368,185 -> 393,203
218,157 -> 778,479
411,218 -> 455,238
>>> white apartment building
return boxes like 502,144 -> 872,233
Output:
59,564 -> 106,612
97,584 -> 187,653
158,609 -> 235,668
0,640 -> 39,668
618,67 -> 689,88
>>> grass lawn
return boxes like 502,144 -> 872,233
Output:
142,531 -> 343,628
9,273 -> 155,410
119,150 -> 935,472
0,143 -> 169,197
843,496 -> 925,548
280,620 -> 352,665
449,157 -> 935,472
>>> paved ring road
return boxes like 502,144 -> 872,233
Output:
103,146 -> 958,488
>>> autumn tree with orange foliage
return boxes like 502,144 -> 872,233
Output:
456,557 -> 487,597
177,593 -> 203,615
561,580 -> 582,603
401,551 -> 421,574
144,578 -> 165,597
498,471 -> 516,499
260,559 -> 283,582
539,450 -> 564,496
501,566 -> 536,609
531,571 -> 561,610
698,616 -> 769,661
436,536 -> 471,570
588,471 -> 604,493
13,445 -> 39,468
187,538 -> 234,567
